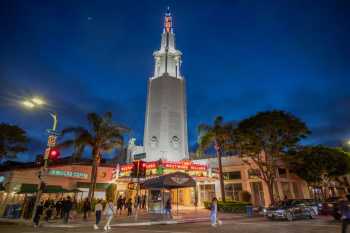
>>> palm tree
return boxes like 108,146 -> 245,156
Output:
197,116 -> 233,202
59,112 -> 129,202
0,123 -> 28,160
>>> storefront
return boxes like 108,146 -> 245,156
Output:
0,162 -> 116,218
143,172 -> 196,213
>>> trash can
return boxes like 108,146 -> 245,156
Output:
246,205 -> 253,217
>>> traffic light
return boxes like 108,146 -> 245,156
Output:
131,160 -> 146,178
48,147 -> 60,161
139,161 -> 146,178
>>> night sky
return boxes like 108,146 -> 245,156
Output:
0,0 -> 349,161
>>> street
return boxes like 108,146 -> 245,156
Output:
0,217 -> 340,233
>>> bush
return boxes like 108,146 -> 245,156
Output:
204,200 -> 251,213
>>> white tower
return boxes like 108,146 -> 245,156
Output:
144,9 -> 189,162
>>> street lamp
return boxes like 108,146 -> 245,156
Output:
21,97 -> 58,221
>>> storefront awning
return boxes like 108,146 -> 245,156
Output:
44,185 -> 68,193
17,184 -> 71,194
77,182 -> 111,190
143,172 -> 196,189
17,183 -> 38,194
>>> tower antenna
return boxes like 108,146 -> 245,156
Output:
164,7 -> 171,74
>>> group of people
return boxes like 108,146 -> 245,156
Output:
33,196 -> 73,227
115,195 -> 147,216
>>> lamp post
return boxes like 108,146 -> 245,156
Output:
21,97 -> 58,221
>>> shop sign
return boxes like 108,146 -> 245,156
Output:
48,169 -> 88,179
134,153 -> 146,160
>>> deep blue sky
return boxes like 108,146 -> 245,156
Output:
0,0 -> 349,161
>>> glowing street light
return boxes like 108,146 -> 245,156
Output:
31,97 -> 45,105
22,100 -> 35,108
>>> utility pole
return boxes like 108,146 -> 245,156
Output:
31,113 -> 58,221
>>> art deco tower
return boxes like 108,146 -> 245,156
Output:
143,9 -> 189,161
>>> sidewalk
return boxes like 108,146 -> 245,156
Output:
0,208 -> 251,228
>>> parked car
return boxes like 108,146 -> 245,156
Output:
264,200 -> 317,221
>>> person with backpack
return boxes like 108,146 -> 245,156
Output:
104,200 -> 116,231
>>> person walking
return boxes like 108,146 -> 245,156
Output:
62,196 -> 73,224
45,201 -> 53,222
116,196 -> 123,215
55,199 -> 63,218
340,193 -> 350,233
94,200 -> 103,230
126,198 -> 133,216
83,198 -> 91,220
165,198 -> 172,218
142,195 -> 147,209
210,197 -> 218,227
103,200 -> 116,231
33,201 -> 44,227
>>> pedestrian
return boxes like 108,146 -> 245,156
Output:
62,196 -> 73,224
339,193 -> 350,233
33,201 -> 44,227
55,198 -> 63,218
103,200 -> 116,231
210,197 -> 218,227
126,198 -> 133,216
116,196 -> 123,215
94,200 -> 103,230
45,202 -> 53,222
83,198 -> 91,220
142,195 -> 147,209
165,198 -> 172,218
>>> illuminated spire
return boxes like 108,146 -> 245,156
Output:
164,6 -> 173,33
152,7 -> 182,78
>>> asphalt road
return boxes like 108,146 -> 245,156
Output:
0,218 -> 341,233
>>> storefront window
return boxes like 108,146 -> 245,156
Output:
250,182 -> 265,206
292,182 -> 303,199
281,182 -> 292,199
224,183 -> 242,201
248,169 -> 260,179
223,171 -> 241,180
200,184 -> 215,203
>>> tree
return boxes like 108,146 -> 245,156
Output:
287,146 -> 350,199
0,123 -> 28,160
197,116 -> 235,202
234,110 -> 309,205
59,112 -> 128,202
